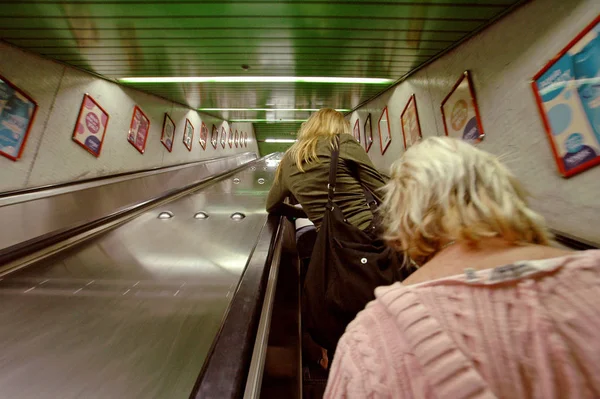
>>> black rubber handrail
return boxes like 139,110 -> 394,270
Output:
0,151 -> 256,199
551,229 -> 598,251
189,213 -> 283,399
0,154 -> 271,267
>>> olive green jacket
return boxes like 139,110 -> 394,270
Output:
266,134 -> 388,230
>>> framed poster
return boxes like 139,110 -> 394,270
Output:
364,113 -> 373,153
234,130 -> 239,148
441,71 -> 484,143
127,105 -> 150,154
183,118 -> 194,151
199,121 -> 208,150
532,15 -> 600,177
160,113 -> 175,152
0,75 -> 38,161
228,127 -> 234,148
378,107 -> 392,155
211,124 -> 218,149
401,94 -> 423,150
72,94 -> 109,158
353,119 -> 361,143
220,126 -> 226,148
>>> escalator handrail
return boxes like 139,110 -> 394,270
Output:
551,229 -> 598,251
0,155 -> 272,268
189,213 -> 283,399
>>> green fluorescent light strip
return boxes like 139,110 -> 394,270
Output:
231,119 -> 306,122
199,108 -> 350,112
118,76 -> 393,84
265,139 -> 297,143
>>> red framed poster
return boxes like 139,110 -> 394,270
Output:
183,118 -> 194,151
353,119 -> 361,143
378,107 -> 391,155
401,94 -> 423,150
364,113 -> 373,153
199,121 -> 208,150
127,105 -> 150,154
228,127 -> 234,148
0,74 -> 38,161
211,124 -> 218,149
71,94 -> 108,158
234,130 -> 239,148
441,71 -> 484,143
220,126 -> 226,148
160,113 -> 175,152
531,15 -> 600,178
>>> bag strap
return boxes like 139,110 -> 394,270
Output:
327,135 -> 378,214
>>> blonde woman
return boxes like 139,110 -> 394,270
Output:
325,137 -> 600,399
266,108 -> 387,231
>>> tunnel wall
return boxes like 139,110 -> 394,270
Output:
0,41 -> 259,193
348,0 -> 600,243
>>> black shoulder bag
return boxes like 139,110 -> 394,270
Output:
302,136 -> 410,353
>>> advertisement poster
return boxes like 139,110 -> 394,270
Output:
401,94 -> 422,149
532,16 -> 600,177
183,118 -> 194,151
211,125 -> 218,149
127,106 -> 150,154
228,128 -> 234,148
0,75 -> 38,161
72,94 -> 109,158
378,107 -> 391,155
364,113 -> 373,153
160,113 -> 175,152
199,121 -> 208,150
441,71 -> 484,143
353,119 -> 361,143
220,126 -> 226,148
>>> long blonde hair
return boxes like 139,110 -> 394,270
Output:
277,109 -> 351,178
381,137 -> 550,265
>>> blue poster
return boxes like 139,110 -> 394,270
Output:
0,78 -> 36,161
534,18 -> 600,176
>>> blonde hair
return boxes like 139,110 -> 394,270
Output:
381,137 -> 549,265
277,109 -> 351,178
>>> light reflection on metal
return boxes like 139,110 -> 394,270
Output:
230,212 -> 246,221
194,211 -> 209,220
158,211 -> 174,219
233,177 -> 241,184
257,178 -> 265,185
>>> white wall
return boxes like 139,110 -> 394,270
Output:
349,0 -> 600,243
0,42 -> 258,192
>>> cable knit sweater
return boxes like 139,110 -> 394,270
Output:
325,250 -> 600,399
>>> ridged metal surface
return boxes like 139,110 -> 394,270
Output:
0,154 -> 281,399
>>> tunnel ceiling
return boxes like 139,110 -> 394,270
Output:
0,0 -> 522,145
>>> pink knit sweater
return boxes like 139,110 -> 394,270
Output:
325,250 -> 600,399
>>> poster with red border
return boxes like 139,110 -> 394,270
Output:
353,119 -> 361,143
228,127 -> 234,148
211,124 -> 218,149
160,113 -> 175,152
127,105 -> 150,154
441,71 -> 485,143
0,74 -> 38,161
183,118 -> 194,151
400,94 -> 423,150
378,107 -> 391,155
364,113 -> 373,153
531,15 -> 600,178
220,126 -> 226,148
199,121 -> 208,150
71,94 -> 108,158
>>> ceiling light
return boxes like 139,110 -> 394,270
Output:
118,76 -> 393,84
264,139 -> 297,143
199,108 -> 350,112
231,119 -> 307,122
